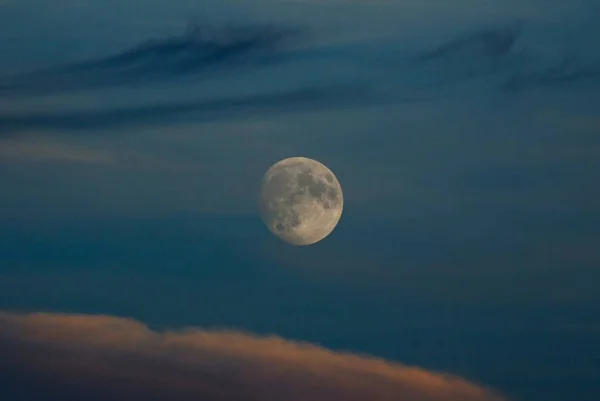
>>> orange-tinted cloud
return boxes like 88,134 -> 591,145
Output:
0,311 -> 507,401
0,137 -> 114,164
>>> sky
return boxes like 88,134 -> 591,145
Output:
0,1 -> 599,400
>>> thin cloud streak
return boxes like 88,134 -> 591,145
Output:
0,137 -> 114,164
0,84 -> 401,135
0,23 -> 302,98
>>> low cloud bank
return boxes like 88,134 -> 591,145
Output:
0,311 -> 506,401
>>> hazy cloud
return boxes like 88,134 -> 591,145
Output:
416,22 -> 523,62
411,20 -> 600,90
503,57 -> 600,91
0,311 -> 506,401
0,84 -> 380,134
2,20 -> 599,137
0,23 -> 300,98
0,137 -> 114,164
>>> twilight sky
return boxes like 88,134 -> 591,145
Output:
1,1 -> 599,401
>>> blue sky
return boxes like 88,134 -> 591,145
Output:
0,1 -> 599,401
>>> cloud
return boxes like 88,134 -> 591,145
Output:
0,84 -> 380,135
2,20 -> 598,137
0,311 -> 506,401
503,56 -> 600,91
0,137 -> 114,164
416,21 -> 523,63
0,23 -> 301,98
411,20 -> 600,90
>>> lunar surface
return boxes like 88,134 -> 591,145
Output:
259,157 -> 343,246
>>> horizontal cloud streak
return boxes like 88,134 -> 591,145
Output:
416,21 -> 523,62
503,58 -> 600,91
0,23 -> 301,98
0,137 -> 114,164
410,21 -> 600,90
0,84 -> 383,134
0,311 -> 506,401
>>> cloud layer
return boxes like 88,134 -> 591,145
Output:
2,20 -> 599,137
0,311 -> 505,401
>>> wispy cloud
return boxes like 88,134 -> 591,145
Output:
0,136 -> 114,164
410,20 -> 600,90
0,311 -> 506,401
2,20 -> 598,136
0,84 -> 379,134
0,23 -> 301,98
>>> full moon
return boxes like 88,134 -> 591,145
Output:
259,157 -> 343,246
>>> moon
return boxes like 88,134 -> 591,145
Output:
259,157 -> 343,246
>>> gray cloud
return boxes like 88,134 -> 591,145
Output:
0,84 -> 381,134
411,20 -> 600,90
0,23 -> 301,98
0,311 -> 507,401
416,21 -> 524,63
1,20 -> 598,137
503,56 -> 600,91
